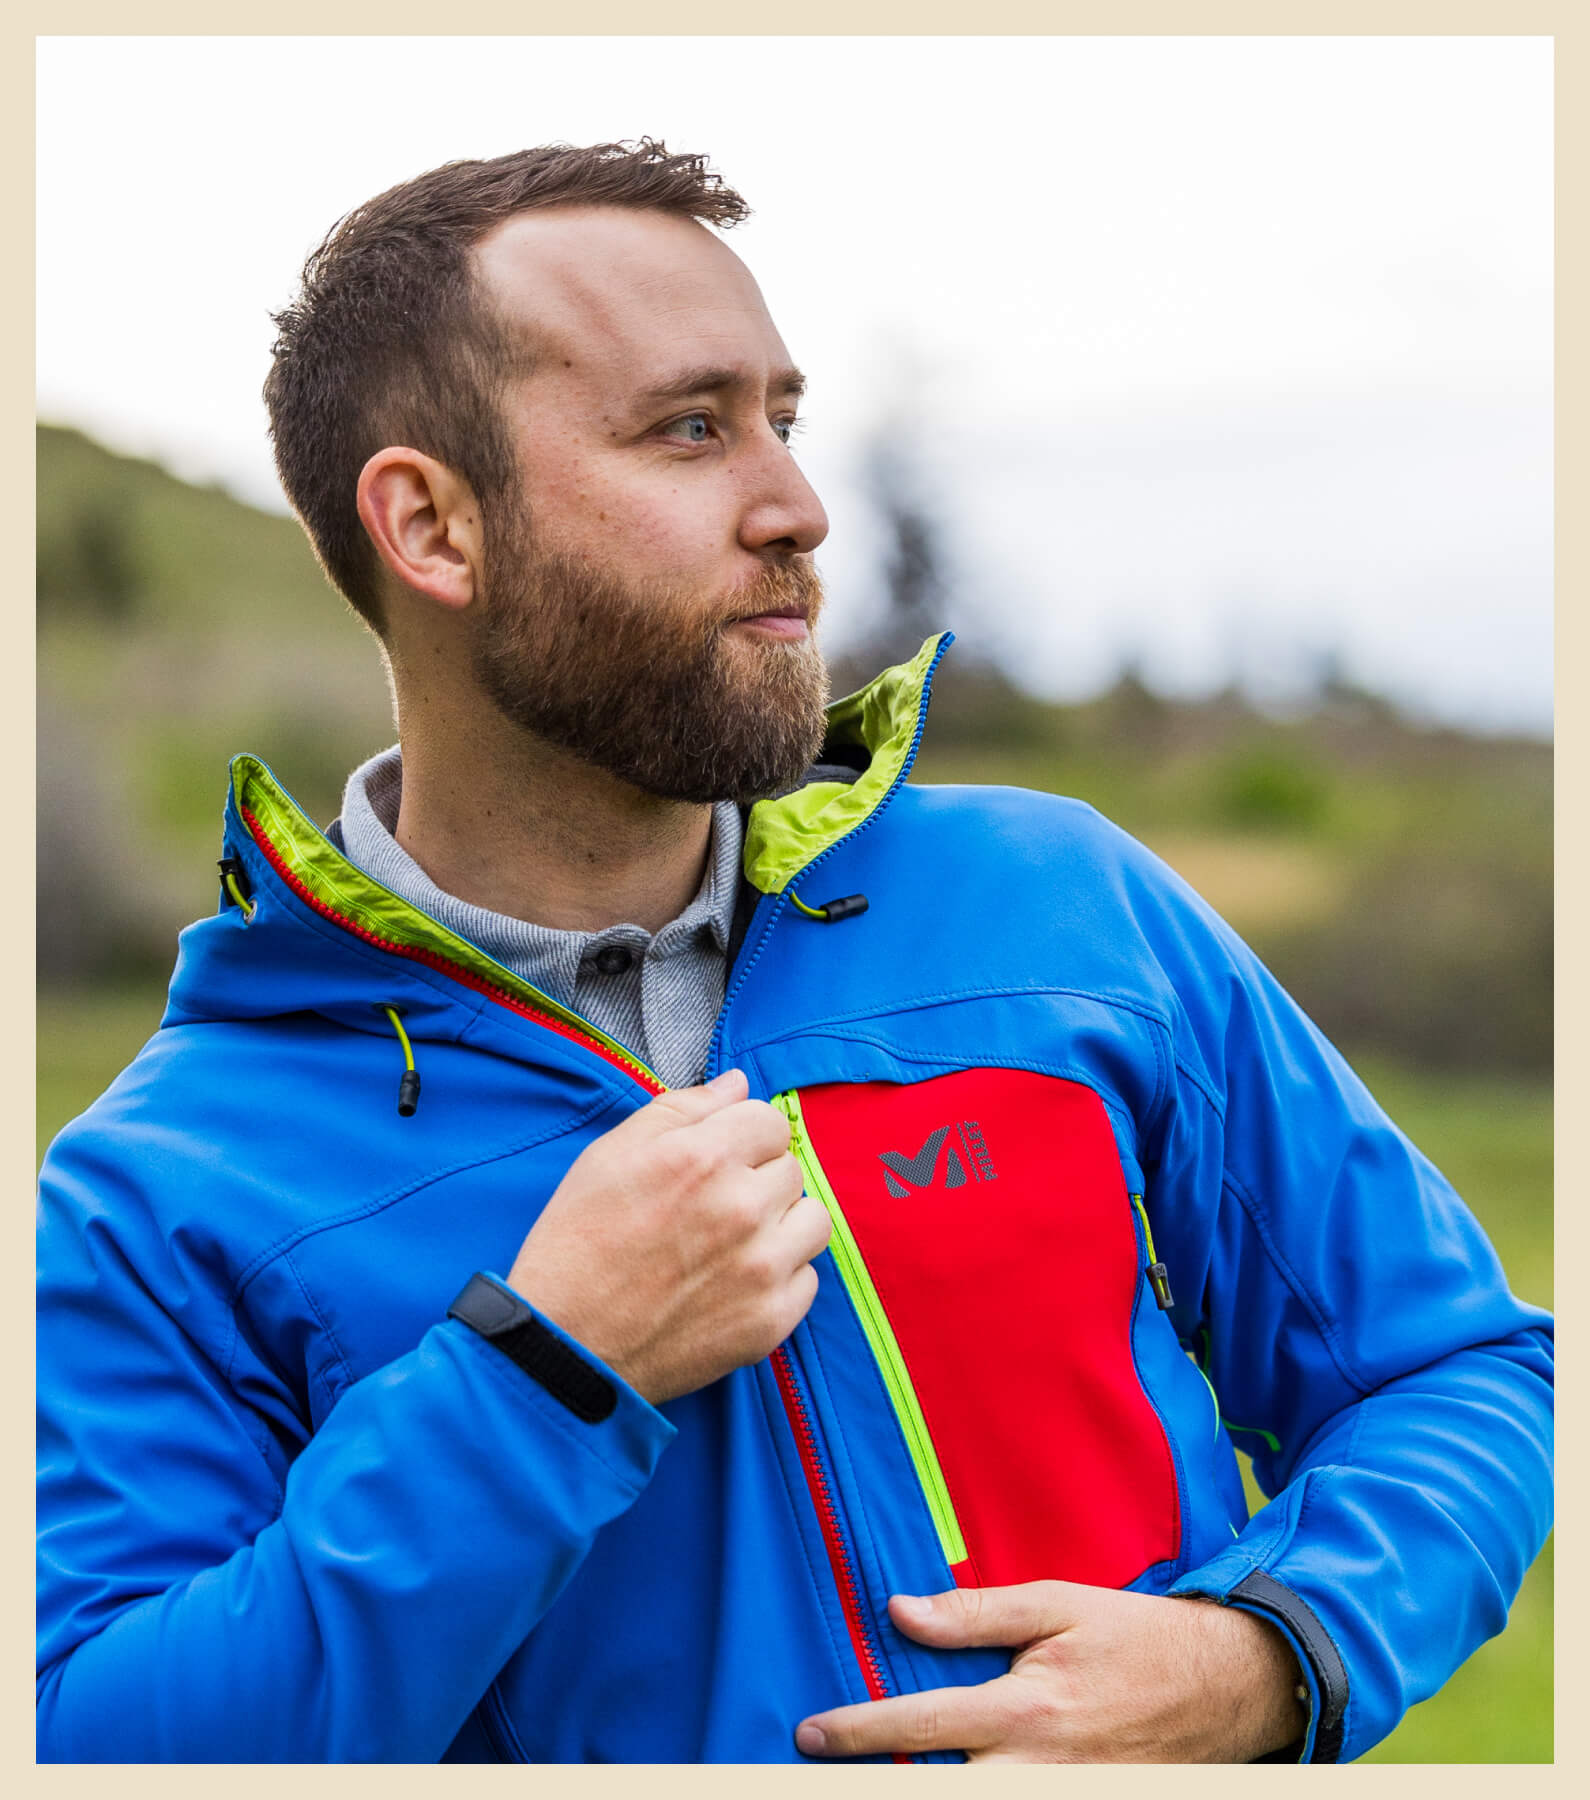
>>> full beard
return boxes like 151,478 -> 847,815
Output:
470,530 -> 831,806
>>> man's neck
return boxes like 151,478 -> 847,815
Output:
390,683 -> 716,938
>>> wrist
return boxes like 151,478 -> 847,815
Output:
503,1253 -> 645,1396
1174,1595 -> 1308,1761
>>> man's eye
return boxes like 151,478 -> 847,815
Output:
663,414 -> 713,444
773,417 -> 803,446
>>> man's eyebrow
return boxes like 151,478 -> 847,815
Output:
635,365 -> 807,407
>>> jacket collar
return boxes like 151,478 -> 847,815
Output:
225,630 -> 952,1022
740,631 -> 952,895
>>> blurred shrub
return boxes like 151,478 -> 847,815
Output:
1214,745 -> 1332,830
38,493 -> 146,622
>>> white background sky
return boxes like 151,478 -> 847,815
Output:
36,34 -> 1553,733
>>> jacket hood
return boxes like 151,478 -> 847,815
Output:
163,632 -> 953,1057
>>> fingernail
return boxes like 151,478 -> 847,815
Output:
796,1722 -> 826,1755
707,1069 -> 742,1091
893,1592 -> 928,1615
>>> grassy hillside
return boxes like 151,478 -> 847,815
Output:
38,424 -> 396,973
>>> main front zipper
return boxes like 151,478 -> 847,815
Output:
771,1344 -> 915,1764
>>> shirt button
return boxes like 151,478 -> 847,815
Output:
593,945 -> 635,976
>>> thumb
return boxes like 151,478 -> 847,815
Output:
888,1580 -> 1080,1649
635,1066 -> 749,1133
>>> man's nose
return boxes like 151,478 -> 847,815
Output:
737,429 -> 830,557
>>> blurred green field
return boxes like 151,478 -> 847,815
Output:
37,987 -> 1552,1762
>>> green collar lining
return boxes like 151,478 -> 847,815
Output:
740,632 -> 950,895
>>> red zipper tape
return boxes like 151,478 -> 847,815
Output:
773,1345 -> 915,1757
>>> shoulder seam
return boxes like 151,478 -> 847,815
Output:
728,981 -> 1175,1059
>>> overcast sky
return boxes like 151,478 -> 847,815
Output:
36,35 -> 1553,733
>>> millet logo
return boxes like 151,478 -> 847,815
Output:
879,1121 -> 998,1197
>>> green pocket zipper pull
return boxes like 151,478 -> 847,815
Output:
1130,1193 -> 1175,1310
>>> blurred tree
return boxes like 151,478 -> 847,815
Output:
831,415 -> 1056,751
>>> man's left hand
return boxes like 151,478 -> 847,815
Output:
793,1580 -> 1306,1763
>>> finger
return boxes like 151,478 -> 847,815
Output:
774,1260 -> 820,1339
694,1096 -> 796,1168
774,1191 -> 833,1263
639,1068 -> 747,1131
889,1581 -> 1080,1650
796,1680 -> 1016,1759
743,1148 -> 806,1217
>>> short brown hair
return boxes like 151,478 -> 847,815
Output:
263,141 -> 750,630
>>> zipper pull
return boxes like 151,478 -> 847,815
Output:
1130,1193 -> 1175,1310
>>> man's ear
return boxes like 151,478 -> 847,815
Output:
356,447 -> 484,614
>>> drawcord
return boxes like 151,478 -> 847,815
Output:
381,1006 -> 422,1117
218,857 -> 418,1119
787,889 -> 869,923
217,856 -> 256,922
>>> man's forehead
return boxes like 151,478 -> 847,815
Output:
472,205 -> 784,387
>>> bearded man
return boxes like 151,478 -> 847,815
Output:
36,143 -> 1553,1765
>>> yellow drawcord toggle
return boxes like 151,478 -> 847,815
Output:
381,1006 -> 421,1117
787,889 -> 870,923
223,869 -> 256,922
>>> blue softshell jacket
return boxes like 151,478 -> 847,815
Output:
37,634 -> 1553,1763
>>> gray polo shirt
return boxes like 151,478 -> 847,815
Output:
329,746 -> 743,1090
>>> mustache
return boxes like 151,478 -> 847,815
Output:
723,558 -> 824,625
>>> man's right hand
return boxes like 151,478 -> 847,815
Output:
504,1067 -> 831,1405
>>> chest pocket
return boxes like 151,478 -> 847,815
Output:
779,1067 -> 1181,1591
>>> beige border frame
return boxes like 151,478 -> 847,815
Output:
14,6 -> 1575,1786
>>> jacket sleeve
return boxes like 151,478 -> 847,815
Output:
1114,839 -> 1554,1764
36,1119 -> 676,1764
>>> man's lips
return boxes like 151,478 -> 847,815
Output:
730,605 -> 810,639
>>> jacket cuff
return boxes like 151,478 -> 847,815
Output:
444,1274 -> 676,1494
1169,1557 -> 1347,1763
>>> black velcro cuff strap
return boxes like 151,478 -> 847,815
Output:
1228,1569 -> 1349,1763
448,1273 -> 618,1424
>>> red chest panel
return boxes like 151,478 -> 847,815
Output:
797,1068 -> 1180,1589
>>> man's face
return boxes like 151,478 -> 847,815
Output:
465,206 -> 833,805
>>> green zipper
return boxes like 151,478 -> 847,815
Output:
1130,1192 -> 1175,1311
774,1089 -> 968,1568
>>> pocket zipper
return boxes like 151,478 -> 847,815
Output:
1130,1192 -> 1175,1310
774,1090 -> 969,1569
